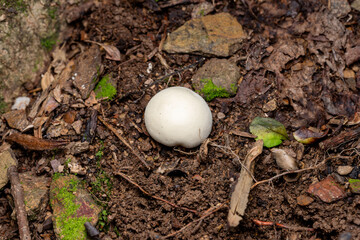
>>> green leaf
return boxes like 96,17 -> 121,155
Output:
249,117 -> 288,148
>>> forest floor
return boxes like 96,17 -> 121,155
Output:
1,0 -> 360,239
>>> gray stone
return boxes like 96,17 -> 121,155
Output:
0,1 -> 65,106
351,0 -> 360,11
18,172 -> 50,220
0,143 -> 17,189
192,58 -> 240,101
163,13 -> 246,57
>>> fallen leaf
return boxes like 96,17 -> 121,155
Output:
293,127 -> 328,144
85,40 -> 121,61
41,71 -> 55,91
6,132 -> 68,151
249,117 -> 288,148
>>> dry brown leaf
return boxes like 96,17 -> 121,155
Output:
85,40 -> 121,61
6,132 -> 68,151
51,45 -> 67,74
41,71 -> 55,91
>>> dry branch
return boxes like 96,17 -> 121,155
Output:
250,155 -> 353,190
319,126 -> 360,150
228,140 -> 263,227
7,165 -> 31,240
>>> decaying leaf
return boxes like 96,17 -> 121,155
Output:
271,148 -> 298,171
6,132 -> 68,151
85,40 -> 121,61
228,140 -> 263,227
249,117 -> 288,148
41,71 -> 55,91
293,127 -> 328,144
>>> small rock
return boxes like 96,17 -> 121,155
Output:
3,110 -> 31,132
337,166 -> 354,175
217,112 -> 226,119
352,0 -> 360,11
296,194 -> 314,206
262,99 -> 277,112
192,58 -> 240,101
0,144 -> 17,189
329,0 -> 351,18
68,162 -> 86,175
72,120 -> 82,134
0,14 -> 6,22
17,172 -> 50,220
11,97 -> 30,110
338,232 -> 352,240
191,2 -> 214,19
349,179 -> 360,194
65,141 -> 90,155
163,13 -> 246,57
50,175 -> 101,240
42,216 -> 53,231
50,159 -> 63,173
307,176 -> 346,203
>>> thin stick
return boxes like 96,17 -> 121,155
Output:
98,116 -> 150,170
251,155 -> 353,189
253,219 -> 314,232
210,143 -> 257,182
116,171 -> 198,214
162,201 -> 228,239
7,165 -> 31,240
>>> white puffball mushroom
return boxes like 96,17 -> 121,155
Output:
144,87 -> 213,148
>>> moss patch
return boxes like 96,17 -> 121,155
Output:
52,177 -> 90,240
0,97 -> 7,114
94,75 -> 117,100
197,78 -> 231,101
0,0 -> 28,13
40,33 -> 58,51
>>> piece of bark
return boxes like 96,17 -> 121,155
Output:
7,165 -> 31,240
319,127 -> 360,150
228,140 -> 263,227
82,109 -> 97,143
6,132 -> 68,151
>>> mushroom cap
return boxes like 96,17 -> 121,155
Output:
144,87 -> 213,148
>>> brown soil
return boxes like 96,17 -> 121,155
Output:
1,0 -> 360,239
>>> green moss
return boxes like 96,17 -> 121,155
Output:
230,83 -> 237,93
53,178 -> 91,240
94,75 -> 117,100
40,33 -> 58,51
48,7 -> 57,19
198,78 -> 231,101
0,97 -> 7,114
0,0 -> 28,13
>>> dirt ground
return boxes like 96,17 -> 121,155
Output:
1,0 -> 360,239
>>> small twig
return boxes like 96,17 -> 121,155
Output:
173,148 -> 198,155
116,171 -> 198,214
98,116 -> 150,170
162,201 -> 228,239
253,219 -> 314,232
210,143 -> 257,182
7,165 -> 31,240
251,155 -> 353,190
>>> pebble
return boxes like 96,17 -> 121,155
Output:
296,194 -> 314,206
307,176 -> 346,203
217,112 -> 226,119
337,166 -> 354,175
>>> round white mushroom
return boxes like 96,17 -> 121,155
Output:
144,87 -> 213,148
